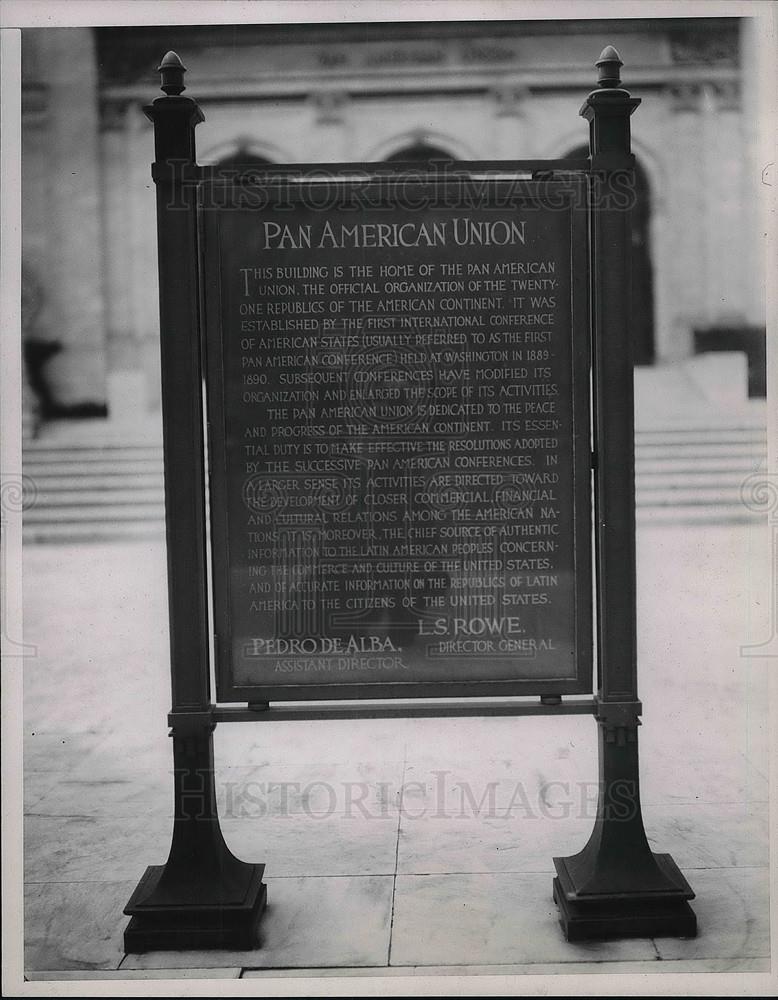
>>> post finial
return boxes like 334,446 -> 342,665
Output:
157,51 -> 186,96
596,45 -> 623,89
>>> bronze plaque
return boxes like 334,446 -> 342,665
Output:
202,175 -> 591,701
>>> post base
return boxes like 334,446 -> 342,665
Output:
124,863 -> 267,952
552,853 -> 697,941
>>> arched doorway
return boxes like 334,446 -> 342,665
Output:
566,145 -> 655,366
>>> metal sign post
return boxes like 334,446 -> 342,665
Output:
123,53 -> 267,952
552,53 -> 696,940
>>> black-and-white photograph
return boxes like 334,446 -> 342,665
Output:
2,1 -> 776,995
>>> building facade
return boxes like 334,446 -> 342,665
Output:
21,17 -> 765,420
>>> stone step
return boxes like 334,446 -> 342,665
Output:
29,488 -> 165,507
637,456 -> 763,471
22,520 -> 167,543
27,470 -> 164,496
635,485 -> 756,505
635,429 -> 765,442
636,446 -> 765,462
21,428 -> 767,540
23,465 -> 764,493
23,452 -> 164,466
24,502 -> 165,522
636,504 -> 759,525
24,447 -> 765,472
23,506 -> 757,541
24,441 -> 162,451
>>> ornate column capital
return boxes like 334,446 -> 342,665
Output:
492,84 -> 529,118
311,90 -> 347,126
668,82 -> 703,114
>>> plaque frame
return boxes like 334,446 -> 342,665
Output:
201,176 -> 593,704
123,48 -> 696,953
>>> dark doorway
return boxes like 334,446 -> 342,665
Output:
215,149 -> 272,167
566,145 -> 655,365
385,143 -> 454,163
213,149 -> 273,178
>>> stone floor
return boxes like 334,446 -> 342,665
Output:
16,514 -> 774,988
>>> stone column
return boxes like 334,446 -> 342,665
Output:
661,83 -> 706,361
100,101 -> 148,423
739,15 -> 768,328
703,80 -> 750,325
126,102 -> 163,414
33,28 -> 107,407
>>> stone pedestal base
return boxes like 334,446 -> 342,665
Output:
553,853 -> 697,942
124,863 -> 267,952
553,878 -> 696,941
